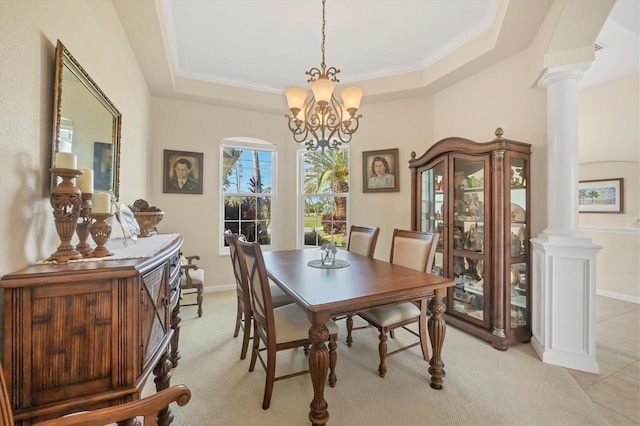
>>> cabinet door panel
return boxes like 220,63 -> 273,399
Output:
141,265 -> 168,366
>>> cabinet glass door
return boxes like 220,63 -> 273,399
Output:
450,156 -> 488,324
419,161 -> 445,275
509,157 -> 528,328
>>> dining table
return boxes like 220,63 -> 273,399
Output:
262,248 -> 455,425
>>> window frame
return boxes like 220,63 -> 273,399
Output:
297,147 -> 350,249
220,138 -> 277,254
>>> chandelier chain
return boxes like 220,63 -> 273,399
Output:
321,0 -> 326,72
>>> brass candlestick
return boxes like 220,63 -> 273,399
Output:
76,193 -> 93,257
88,213 -> 114,258
46,167 -> 84,262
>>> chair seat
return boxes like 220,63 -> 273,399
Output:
359,302 -> 420,327
274,304 -> 338,344
270,282 -> 294,308
184,269 -> 204,287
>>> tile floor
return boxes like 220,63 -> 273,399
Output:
568,295 -> 640,425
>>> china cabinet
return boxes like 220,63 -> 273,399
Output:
409,128 -> 531,350
0,234 -> 183,424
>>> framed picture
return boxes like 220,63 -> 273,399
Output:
578,178 -> 624,213
363,148 -> 399,193
163,149 -> 204,194
93,142 -> 113,191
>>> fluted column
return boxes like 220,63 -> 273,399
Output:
531,63 -> 602,374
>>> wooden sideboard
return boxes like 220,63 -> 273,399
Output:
0,233 -> 183,425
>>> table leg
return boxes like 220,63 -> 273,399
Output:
308,322 -> 330,426
428,288 -> 447,390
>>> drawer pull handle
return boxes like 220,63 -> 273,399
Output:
162,296 -> 169,308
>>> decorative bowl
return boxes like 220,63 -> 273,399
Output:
133,211 -> 164,237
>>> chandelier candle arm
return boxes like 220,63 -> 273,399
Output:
284,0 -> 363,152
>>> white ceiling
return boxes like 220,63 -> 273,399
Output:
157,0 -> 638,93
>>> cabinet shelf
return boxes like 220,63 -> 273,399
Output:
410,129 -> 531,350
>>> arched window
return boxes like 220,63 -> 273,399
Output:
221,138 -> 276,249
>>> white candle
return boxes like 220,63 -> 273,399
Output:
76,168 -> 94,193
55,152 -> 77,169
92,192 -> 111,214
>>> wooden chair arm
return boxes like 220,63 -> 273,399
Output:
183,255 -> 200,265
35,385 -> 191,426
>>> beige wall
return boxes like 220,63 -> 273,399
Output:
0,1 -> 152,279
1,1 -> 637,302
578,73 -> 640,301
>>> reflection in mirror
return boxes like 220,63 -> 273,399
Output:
52,40 -> 121,198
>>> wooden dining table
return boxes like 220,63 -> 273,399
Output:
262,248 -> 455,425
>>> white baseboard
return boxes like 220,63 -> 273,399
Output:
202,284 -> 235,293
597,289 -> 640,304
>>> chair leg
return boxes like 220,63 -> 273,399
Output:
346,315 -> 354,347
262,347 -> 277,410
234,296 -> 242,338
249,324 -> 259,373
240,315 -> 251,360
389,330 -> 396,339
378,329 -> 388,378
196,284 -> 203,317
328,333 -> 337,387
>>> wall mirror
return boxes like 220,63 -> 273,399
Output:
52,40 -> 122,198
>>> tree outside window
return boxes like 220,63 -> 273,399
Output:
222,146 -> 273,245
302,149 -> 349,247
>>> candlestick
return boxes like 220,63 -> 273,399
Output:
55,152 -> 77,169
46,167 -> 83,262
87,213 -> 114,258
76,193 -> 94,257
92,192 -> 111,214
77,168 -> 94,193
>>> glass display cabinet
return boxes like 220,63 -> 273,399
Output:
409,128 -> 531,350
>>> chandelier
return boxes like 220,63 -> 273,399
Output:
284,0 -> 364,152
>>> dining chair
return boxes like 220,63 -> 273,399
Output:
225,232 -> 293,360
340,225 -> 380,344
0,361 -> 191,426
180,253 -> 204,317
238,239 -> 339,410
346,228 -> 439,378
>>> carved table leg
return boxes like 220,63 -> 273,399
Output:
170,302 -> 182,367
378,331 -> 388,378
427,288 -> 447,390
154,349 -> 174,426
308,321 -> 330,426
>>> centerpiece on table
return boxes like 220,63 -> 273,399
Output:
129,199 -> 164,237
320,242 -> 337,266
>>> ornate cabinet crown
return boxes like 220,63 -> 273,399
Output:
409,128 -> 531,350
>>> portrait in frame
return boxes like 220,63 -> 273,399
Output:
363,148 -> 399,193
163,149 -> 204,194
93,142 -> 113,191
578,178 -> 624,213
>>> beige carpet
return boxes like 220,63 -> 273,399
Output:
153,291 -> 608,425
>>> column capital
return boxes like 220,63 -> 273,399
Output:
537,62 -> 592,89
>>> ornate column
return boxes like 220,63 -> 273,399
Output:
531,63 -> 602,373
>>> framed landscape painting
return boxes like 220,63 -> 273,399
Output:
578,178 -> 623,213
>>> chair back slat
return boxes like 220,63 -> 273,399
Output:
224,233 -> 250,306
347,225 -> 380,258
238,241 -> 275,339
390,229 -> 439,272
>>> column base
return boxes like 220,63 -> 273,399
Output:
531,232 -> 602,374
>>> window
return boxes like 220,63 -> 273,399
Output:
300,149 -> 349,248
221,139 -> 276,248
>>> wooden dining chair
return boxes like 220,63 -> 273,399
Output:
346,225 -> 380,258
237,240 -> 339,410
180,254 -> 204,317
225,232 -> 293,360
346,229 -> 439,378
339,225 -> 380,342
0,361 -> 191,426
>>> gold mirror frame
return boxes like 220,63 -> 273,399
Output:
51,40 -> 122,198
